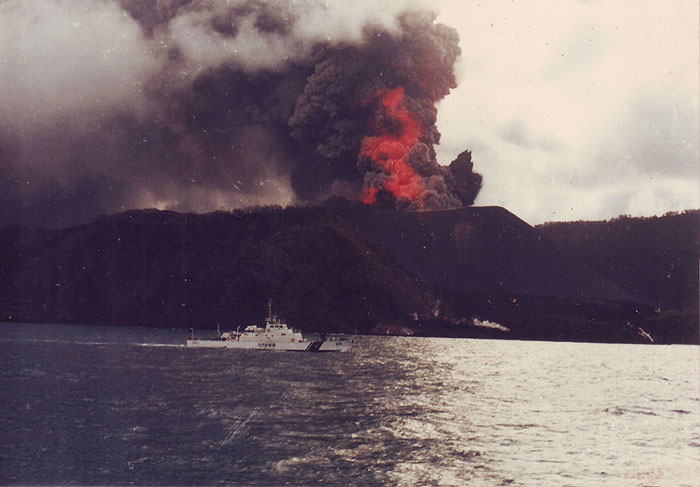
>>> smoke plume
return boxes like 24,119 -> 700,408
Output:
0,0 -> 481,226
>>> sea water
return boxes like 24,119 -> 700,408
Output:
1,323 -> 698,486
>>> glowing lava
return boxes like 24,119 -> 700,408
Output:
360,86 -> 425,207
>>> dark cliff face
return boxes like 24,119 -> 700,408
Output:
1,202 -> 697,344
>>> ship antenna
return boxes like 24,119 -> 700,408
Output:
268,298 -> 273,320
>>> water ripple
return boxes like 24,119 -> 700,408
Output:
1,324 -> 698,486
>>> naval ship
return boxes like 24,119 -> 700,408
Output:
186,301 -> 353,352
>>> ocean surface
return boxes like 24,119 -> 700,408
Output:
1,323 -> 698,486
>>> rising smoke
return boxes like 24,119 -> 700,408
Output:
0,0 -> 481,226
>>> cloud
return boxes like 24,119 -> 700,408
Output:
0,0 -> 158,133
610,89 -> 699,179
2,0 -> 696,226
498,119 -> 561,153
0,0 -> 476,226
436,0 -> 699,223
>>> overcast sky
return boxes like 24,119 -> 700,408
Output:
1,0 -> 697,226
435,0 -> 699,223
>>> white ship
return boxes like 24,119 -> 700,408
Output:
186,301 -> 353,352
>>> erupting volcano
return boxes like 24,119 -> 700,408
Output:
354,79 -> 483,211
1,2 -> 483,226
286,11 -> 485,212
361,87 -> 425,207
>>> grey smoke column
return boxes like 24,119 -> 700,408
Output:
0,0 -> 482,226
289,11 -> 482,209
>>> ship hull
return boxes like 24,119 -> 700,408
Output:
186,300 -> 354,352
186,339 -> 322,351
186,338 -> 352,352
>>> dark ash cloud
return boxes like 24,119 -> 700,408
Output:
0,0 -> 481,226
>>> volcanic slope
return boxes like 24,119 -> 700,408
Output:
322,197 -> 635,300
0,206 -> 438,334
2,202 -> 689,343
322,197 -> 661,343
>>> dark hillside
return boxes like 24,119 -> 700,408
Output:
322,197 -> 661,343
538,211 -> 699,343
0,207 -> 438,334
2,203 -> 693,343
322,197 -> 636,303
538,211 -> 699,311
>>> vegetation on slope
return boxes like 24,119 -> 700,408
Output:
538,211 -> 699,343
